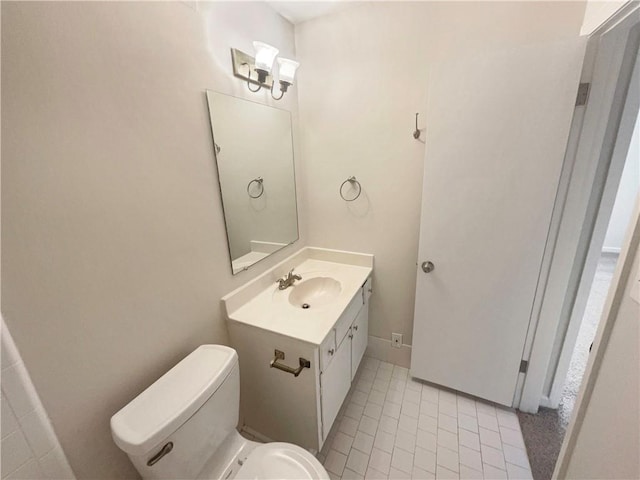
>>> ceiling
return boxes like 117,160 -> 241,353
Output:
267,1 -> 353,24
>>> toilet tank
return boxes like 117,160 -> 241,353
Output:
111,345 -> 239,479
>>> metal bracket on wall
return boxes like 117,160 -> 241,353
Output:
231,48 -> 274,88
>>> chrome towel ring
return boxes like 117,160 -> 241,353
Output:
340,176 -> 362,202
247,177 -> 264,199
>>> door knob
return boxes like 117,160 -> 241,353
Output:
421,261 -> 435,273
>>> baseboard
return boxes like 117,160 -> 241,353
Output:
602,246 -> 621,254
240,425 -> 318,455
539,395 -> 552,408
365,335 -> 412,368
240,425 -> 273,443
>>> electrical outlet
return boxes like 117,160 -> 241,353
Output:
391,333 -> 402,348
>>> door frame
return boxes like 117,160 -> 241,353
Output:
547,44 -> 639,409
554,196 -> 640,477
517,2 -> 640,413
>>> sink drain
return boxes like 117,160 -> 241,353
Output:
302,303 -> 310,309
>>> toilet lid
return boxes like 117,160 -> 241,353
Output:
235,443 -> 329,480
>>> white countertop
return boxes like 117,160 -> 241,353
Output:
225,255 -> 372,345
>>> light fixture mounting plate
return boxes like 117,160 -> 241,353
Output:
231,48 -> 274,88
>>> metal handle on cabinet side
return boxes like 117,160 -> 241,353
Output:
147,442 -> 173,466
353,325 -> 358,331
328,348 -> 335,356
270,350 -> 311,377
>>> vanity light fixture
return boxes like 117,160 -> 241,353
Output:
273,57 -> 300,100
230,41 -> 300,101
251,41 -> 279,87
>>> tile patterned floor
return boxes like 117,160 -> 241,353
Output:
317,357 -> 533,480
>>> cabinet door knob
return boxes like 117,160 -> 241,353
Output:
328,348 -> 334,356
353,325 -> 358,331
348,334 -> 354,339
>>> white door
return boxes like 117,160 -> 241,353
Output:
410,40 -> 585,406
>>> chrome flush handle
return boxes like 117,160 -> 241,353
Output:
147,442 -> 173,467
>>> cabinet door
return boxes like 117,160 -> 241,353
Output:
320,332 -> 352,440
351,303 -> 369,381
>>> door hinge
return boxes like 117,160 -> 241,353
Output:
519,360 -> 529,374
575,82 -> 590,106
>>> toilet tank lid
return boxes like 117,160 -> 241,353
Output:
110,345 -> 237,456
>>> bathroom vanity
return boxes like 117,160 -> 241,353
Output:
222,247 -> 373,451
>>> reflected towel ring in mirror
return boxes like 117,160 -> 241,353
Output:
247,177 -> 264,199
340,176 -> 362,202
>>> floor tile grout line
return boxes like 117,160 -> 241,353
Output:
324,357 -> 533,480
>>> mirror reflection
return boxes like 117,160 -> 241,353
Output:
206,91 -> 299,274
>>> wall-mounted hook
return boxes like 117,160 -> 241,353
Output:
413,112 -> 422,140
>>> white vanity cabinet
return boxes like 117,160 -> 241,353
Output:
319,277 -> 371,440
223,247 -> 373,451
226,273 -> 372,451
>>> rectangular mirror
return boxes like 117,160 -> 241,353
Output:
206,91 -> 299,274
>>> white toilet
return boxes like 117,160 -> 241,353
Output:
111,345 -> 329,479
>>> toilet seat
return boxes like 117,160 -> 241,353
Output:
235,442 -> 329,480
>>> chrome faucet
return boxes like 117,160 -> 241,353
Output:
277,269 -> 302,290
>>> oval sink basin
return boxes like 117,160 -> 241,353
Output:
288,277 -> 342,308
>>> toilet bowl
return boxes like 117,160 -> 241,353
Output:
110,345 -> 329,480
200,441 -> 328,480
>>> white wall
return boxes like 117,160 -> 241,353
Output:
581,0 -> 629,35
0,2 -> 589,477
563,208 -> 639,479
295,2 -> 586,355
1,319 -> 75,480
603,113 -> 640,253
1,2 -> 302,478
